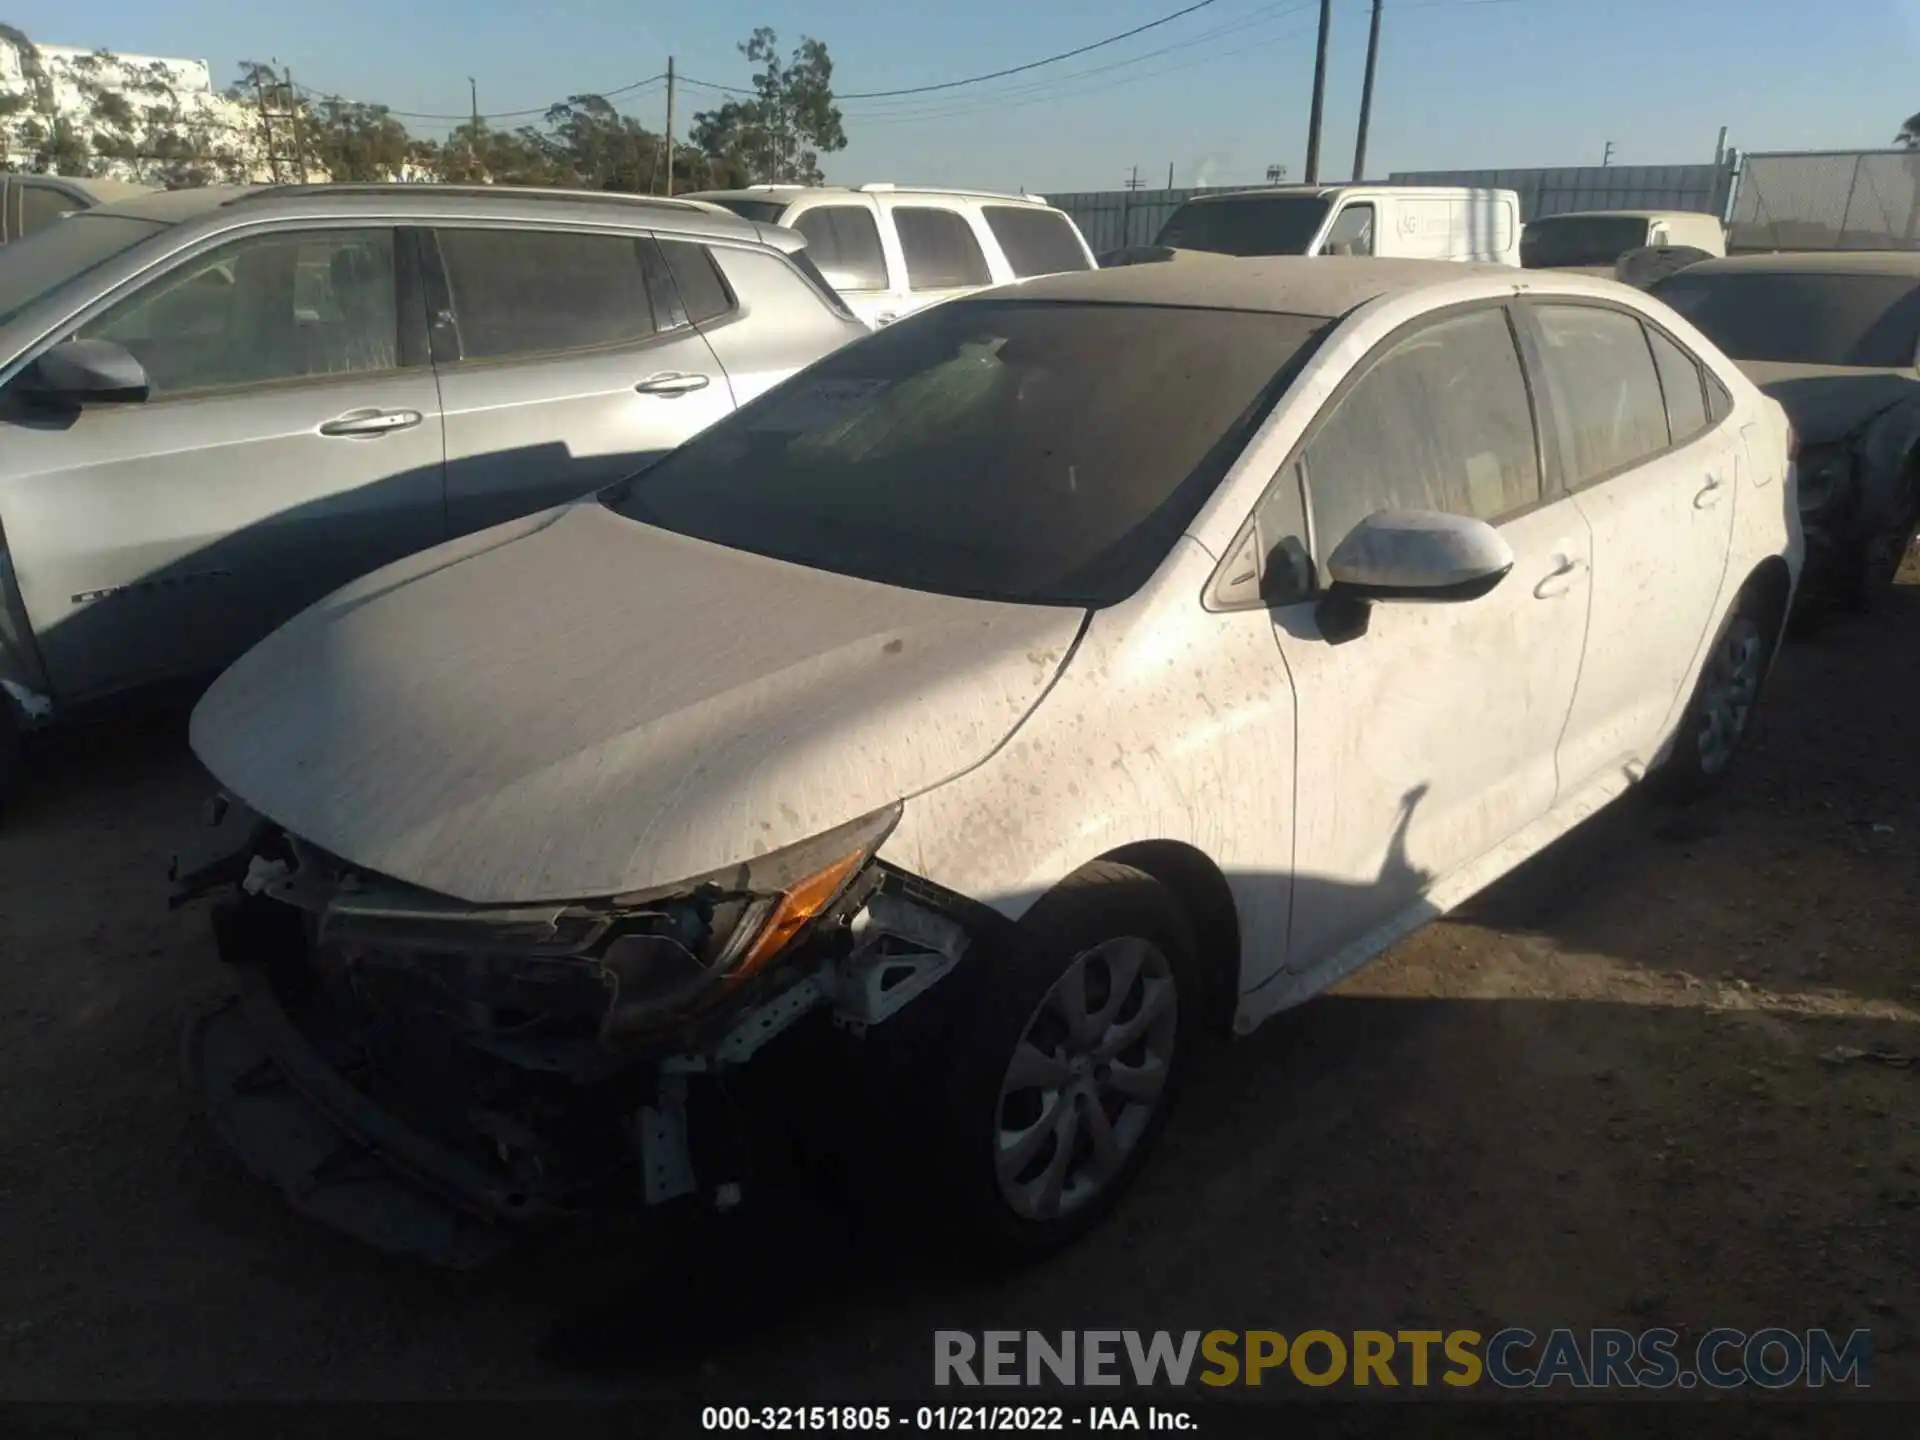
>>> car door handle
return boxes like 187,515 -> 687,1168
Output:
1695,472 -> 1726,509
318,408 -> 423,438
635,372 -> 712,397
1533,553 -> 1587,599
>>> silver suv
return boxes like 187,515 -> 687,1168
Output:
0,183 -> 867,804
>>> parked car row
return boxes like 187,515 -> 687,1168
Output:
0,173 -> 1907,1273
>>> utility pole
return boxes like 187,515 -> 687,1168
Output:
664,57 -> 676,196
468,77 -> 479,177
283,66 -> 308,180
1167,161 -> 1174,189
1602,139 -> 1615,167
1121,164 -> 1142,245
1713,124 -> 1728,166
1304,0 -> 1332,183
1351,0 -> 1383,182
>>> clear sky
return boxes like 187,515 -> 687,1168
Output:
9,0 -> 1920,192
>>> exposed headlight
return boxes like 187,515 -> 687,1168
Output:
315,805 -> 902,1037
1795,443 -> 1851,514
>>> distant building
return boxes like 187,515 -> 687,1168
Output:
0,35 -> 274,184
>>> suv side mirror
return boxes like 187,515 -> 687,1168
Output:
1317,509 -> 1513,643
14,339 -> 150,407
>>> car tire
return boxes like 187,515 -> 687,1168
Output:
1842,481 -> 1920,614
1652,589 -> 1777,804
930,861 -> 1205,1262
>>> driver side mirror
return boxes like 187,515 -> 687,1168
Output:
13,338 -> 150,407
1316,509 -> 1514,644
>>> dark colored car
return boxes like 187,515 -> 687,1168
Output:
1652,252 -> 1920,612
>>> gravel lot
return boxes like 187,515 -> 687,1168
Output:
1,560 -> 1916,1405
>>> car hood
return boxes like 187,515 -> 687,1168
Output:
1732,361 -> 1920,443
190,501 -> 1086,905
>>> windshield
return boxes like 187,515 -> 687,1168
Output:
1651,271 -> 1920,368
603,300 -> 1331,606
704,197 -> 789,225
1521,216 -> 1651,268
1153,196 -> 1332,256
0,212 -> 166,328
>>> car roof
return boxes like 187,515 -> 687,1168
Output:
986,254 -> 1519,318
1673,250 -> 1920,279
20,176 -> 157,204
82,182 -> 777,245
685,184 -> 1056,208
1532,208 -> 1714,223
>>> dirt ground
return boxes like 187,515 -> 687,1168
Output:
1,560 -> 1916,1407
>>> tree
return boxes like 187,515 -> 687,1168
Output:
691,28 -> 846,185
306,97 -> 411,181
1898,112 -> 1920,149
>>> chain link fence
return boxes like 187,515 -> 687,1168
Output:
1727,150 -> 1920,251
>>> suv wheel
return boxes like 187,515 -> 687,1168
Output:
934,862 -> 1203,1259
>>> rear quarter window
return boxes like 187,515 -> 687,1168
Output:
893,207 -> 992,290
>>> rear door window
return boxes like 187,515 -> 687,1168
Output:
1532,304 -> 1673,485
893,207 -> 992,290
1301,306 -> 1542,575
791,206 -> 890,290
1646,326 -> 1709,444
434,227 -> 663,361
18,181 -> 82,236
981,206 -> 1091,277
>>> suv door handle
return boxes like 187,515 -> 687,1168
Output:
1533,552 -> 1587,599
1695,472 -> 1726,509
635,372 -> 712,397
318,408 -> 423,438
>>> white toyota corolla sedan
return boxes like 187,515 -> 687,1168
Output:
177,256 -> 1801,1266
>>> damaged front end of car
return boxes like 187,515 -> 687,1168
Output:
172,794 -> 990,1268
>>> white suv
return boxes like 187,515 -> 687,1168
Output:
687,183 -> 1096,327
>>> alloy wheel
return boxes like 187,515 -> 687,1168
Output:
1695,616 -> 1765,777
993,936 -> 1179,1222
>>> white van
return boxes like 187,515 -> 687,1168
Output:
1520,209 -> 1728,272
685,183 -> 1097,328
1149,184 -> 1521,266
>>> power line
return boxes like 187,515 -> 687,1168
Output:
681,0 -> 1224,103
293,73 -> 664,123
839,0 -> 1312,118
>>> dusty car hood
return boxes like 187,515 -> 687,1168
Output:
190,502 -> 1086,905
1733,361 -> 1920,443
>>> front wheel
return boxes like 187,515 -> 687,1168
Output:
1653,592 -> 1776,803
932,862 -> 1205,1261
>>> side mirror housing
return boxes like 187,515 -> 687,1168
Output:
1317,509 -> 1513,643
14,338 -> 150,407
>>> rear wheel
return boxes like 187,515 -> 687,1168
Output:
1653,591 -> 1775,803
932,862 -> 1204,1260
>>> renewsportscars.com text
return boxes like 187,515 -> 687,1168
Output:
933,1328 -> 1873,1390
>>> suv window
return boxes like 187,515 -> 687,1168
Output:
1320,204 -> 1375,257
435,228 -> 669,361
1647,326 -> 1709,445
1302,307 -> 1541,574
80,228 -> 398,397
1532,304 -> 1671,485
792,206 -> 889,290
659,238 -> 734,325
980,206 -> 1090,278
893,207 -> 991,290
19,181 -> 80,236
